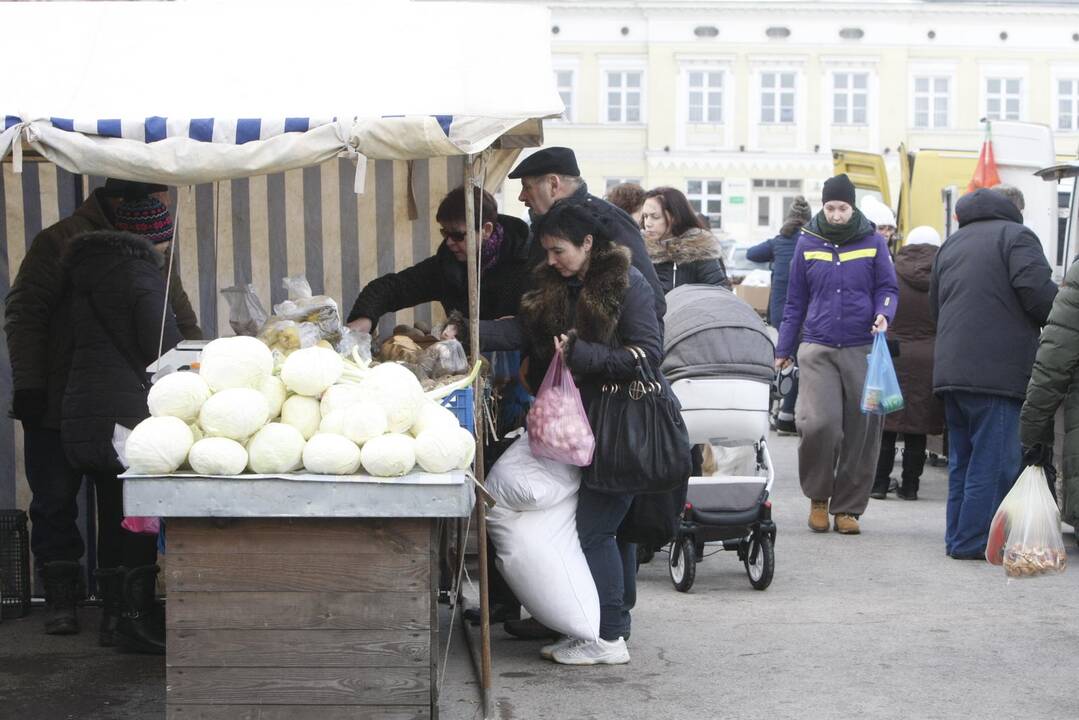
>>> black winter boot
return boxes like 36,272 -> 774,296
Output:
94,567 -> 126,647
115,565 -> 165,655
41,561 -> 81,635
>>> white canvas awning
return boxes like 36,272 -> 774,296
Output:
1,0 -> 563,185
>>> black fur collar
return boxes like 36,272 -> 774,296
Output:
64,230 -> 163,269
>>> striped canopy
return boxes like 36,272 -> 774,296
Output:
0,0 -> 562,184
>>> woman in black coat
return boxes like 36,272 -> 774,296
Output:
641,186 -> 730,292
61,202 -> 183,655
481,199 -> 663,666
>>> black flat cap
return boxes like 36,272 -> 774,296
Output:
507,147 -> 580,179
103,178 -> 169,200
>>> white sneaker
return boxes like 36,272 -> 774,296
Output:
540,636 -> 578,661
552,636 -> 630,666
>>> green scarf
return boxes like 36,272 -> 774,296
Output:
814,208 -> 868,246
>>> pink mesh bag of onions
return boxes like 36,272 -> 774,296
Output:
528,350 -> 595,466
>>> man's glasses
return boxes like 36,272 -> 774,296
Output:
440,228 -> 468,243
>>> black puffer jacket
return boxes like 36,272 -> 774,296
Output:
61,231 -> 183,473
646,228 -> 731,293
931,189 -> 1058,399
347,214 -> 531,324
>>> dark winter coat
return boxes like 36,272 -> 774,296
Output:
346,214 -> 531,325
60,232 -> 184,474
776,214 -> 899,358
883,244 -> 944,436
528,184 -> 667,325
746,231 -> 798,327
480,244 -> 664,417
931,189 -> 1058,400
4,189 -> 201,428
647,228 -> 731,293
1020,259 -> 1079,527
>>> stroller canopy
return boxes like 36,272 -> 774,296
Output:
661,285 -> 775,383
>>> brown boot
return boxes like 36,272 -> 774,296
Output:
834,514 -> 861,535
808,500 -> 829,533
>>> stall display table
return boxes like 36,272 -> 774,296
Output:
124,472 -> 474,720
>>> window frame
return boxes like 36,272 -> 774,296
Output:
831,71 -> 869,126
759,70 -> 797,125
685,179 -> 724,230
909,63 -> 956,130
599,58 -> 648,125
1052,74 -> 1079,132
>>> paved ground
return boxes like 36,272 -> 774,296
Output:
3,433 -> 1077,720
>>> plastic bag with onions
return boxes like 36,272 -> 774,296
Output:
527,350 -> 595,467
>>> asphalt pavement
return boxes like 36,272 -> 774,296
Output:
3,433 -> 1077,720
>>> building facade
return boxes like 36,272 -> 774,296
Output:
495,0 -> 1079,245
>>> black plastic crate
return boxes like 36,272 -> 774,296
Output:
0,509 -> 31,619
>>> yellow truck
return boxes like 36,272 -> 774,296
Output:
834,121 -> 1069,279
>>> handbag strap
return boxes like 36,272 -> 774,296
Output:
83,290 -> 152,392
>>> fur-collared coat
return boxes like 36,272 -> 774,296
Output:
480,244 -> 664,411
61,231 -> 183,474
647,228 -> 731,294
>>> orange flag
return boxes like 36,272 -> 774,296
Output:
967,130 -> 1001,192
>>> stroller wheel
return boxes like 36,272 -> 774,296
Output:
669,537 -> 696,593
744,531 -> 775,591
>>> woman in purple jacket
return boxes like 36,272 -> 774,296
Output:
774,175 -> 899,535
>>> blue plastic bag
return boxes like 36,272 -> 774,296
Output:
861,332 -> 904,415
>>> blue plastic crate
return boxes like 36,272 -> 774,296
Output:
440,387 -> 475,432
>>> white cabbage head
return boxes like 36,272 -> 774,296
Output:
414,427 -> 474,473
188,437 -> 249,476
147,371 -> 211,423
199,336 -> 274,391
198,388 -> 270,442
281,395 -> 321,440
246,423 -> 306,474
319,410 -> 346,436
360,433 -> 416,477
356,362 -> 426,433
125,416 -> 194,474
409,401 -> 461,438
341,401 -> 389,446
320,384 -> 366,418
258,375 -> 287,418
280,346 -> 344,397
302,433 -> 362,475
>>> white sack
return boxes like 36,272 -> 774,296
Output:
486,433 -> 579,511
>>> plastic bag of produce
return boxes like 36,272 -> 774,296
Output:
861,332 -> 904,415
220,284 -> 269,337
527,350 -> 595,467
426,339 -> 468,378
986,465 -> 1068,578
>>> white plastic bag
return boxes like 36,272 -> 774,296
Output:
486,433 -> 579,511
986,465 -> 1068,578
486,494 -> 600,642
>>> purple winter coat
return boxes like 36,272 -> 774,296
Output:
775,215 -> 899,358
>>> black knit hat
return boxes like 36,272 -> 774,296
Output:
508,147 -> 580,179
821,174 -> 856,206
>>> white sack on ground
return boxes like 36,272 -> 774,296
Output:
486,433 -> 579,511
486,494 -> 600,643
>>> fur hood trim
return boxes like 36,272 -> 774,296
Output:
646,228 -> 723,264
64,230 -> 163,270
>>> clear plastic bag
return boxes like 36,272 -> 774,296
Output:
427,339 -> 469,378
220,284 -> 269,337
861,332 -> 904,415
986,465 -> 1068,578
527,351 -> 595,467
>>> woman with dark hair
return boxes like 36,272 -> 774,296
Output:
641,186 -> 730,292
481,197 -> 664,666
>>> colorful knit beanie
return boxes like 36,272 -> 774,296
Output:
113,197 -> 174,245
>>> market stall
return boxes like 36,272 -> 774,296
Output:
1,2 -> 562,717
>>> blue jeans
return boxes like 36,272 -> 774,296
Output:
576,487 -> 635,641
943,392 -> 1023,558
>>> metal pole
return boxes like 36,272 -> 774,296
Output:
463,153 -> 493,719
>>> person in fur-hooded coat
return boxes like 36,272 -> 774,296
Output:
641,187 -> 730,292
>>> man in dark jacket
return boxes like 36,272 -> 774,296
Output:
931,187 -> 1058,560
346,186 -> 530,333
509,146 -> 666,325
4,179 -> 201,635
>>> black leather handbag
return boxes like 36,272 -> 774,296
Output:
583,346 -> 692,495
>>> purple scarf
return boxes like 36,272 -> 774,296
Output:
481,222 -> 505,273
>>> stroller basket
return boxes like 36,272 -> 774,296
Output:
686,476 -> 768,526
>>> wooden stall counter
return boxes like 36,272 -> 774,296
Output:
124,472 -> 475,720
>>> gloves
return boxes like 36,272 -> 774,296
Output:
1023,444 -> 1058,501
11,388 -> 47,426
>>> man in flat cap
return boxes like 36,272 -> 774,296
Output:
4,178 -> 201,636
509,146 -> 665,323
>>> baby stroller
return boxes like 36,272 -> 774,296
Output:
660,285 -> 778,592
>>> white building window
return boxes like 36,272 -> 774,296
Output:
760,71 -> 796,124
913,76 -> 950,129
554,69 -> 575,122
604,70 -> 643,123
1058,79 -> 1079,131
688,70 -> 724,123
833,72 -> 868,125
686,179 -> 723,229
605,177 -> 643,192
986,77 -> 1022,121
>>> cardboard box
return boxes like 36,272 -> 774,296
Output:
735,283 -> 771,315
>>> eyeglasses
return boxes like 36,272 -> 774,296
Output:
440,228 -> 468,243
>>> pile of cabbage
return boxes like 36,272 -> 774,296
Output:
125,336 -> 476,478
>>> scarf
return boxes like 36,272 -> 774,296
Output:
481,222 -> 505,273
813,208 -> 869,246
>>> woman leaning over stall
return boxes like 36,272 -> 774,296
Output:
481,198 -> 664,666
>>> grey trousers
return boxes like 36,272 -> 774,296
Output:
795,342 -> 883,516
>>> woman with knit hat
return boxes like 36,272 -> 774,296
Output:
775,174 -> 899,534
60,196 -> 183,654
747,196 -> 813,433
